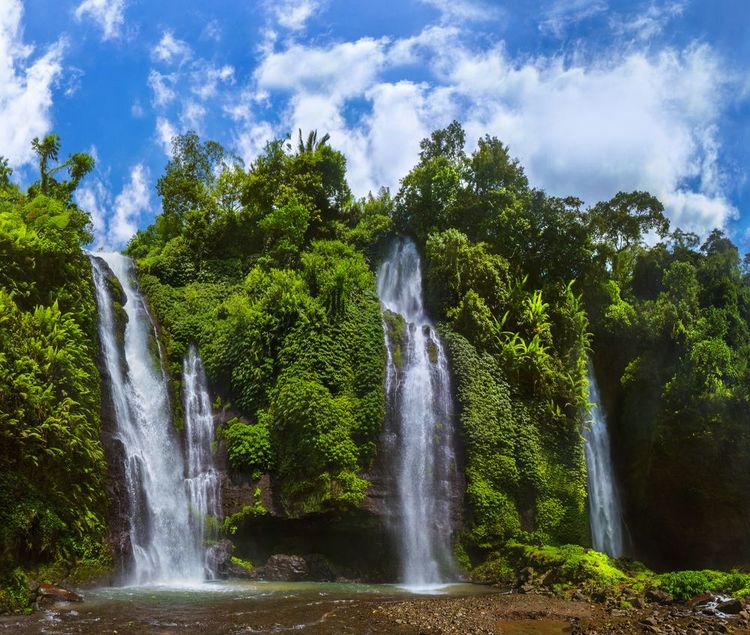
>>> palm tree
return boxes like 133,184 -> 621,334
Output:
297,129 -> 330,154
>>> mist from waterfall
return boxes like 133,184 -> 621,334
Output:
377,238 -> 458,588
584,367 -> 625,558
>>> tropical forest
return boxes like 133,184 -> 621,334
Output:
1,116 -> 750,633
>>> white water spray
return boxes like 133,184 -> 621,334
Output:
377,238 -> 458,588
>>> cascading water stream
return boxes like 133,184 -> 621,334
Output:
584,367 -> 625,557
182,344 -> 222,578
377,238 -> 458,588
90,253 -> 205,584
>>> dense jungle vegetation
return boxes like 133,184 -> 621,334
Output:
126,121 -> 750,572
3,121 -> 750,609
0,138 -> 109,610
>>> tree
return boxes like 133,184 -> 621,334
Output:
419,120 -> 466,163
29,134 -> 95,202
296,129 -> 330,154
587,191 -> 669,281
0,157 -> 11,187
156,131 -> 226,237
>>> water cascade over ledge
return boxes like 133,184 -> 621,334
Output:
182,344 -> 222,578
91,253 -> 209,584
584,367 -> 625,557
377,238 -> 459,588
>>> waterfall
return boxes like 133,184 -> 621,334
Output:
90,253 -> 205,584
584,367 -> 625,557
377,238 -> 458,588
182,344 -> 222,578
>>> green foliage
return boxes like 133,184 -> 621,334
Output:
657,570 -> 750,602
132,131 -> 385,518
223,491 -> 269,536
0,138 -> 107,605
127,121 -> 750,578
589,222 -> 750,567
230,556 -> 254,572
223,416 -> 274,477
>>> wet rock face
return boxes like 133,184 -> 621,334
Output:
92,255 -> 134,583
249,554 -> 337,582
206,540 -> 234,577
262,555 -> 309,581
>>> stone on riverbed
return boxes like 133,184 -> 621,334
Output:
38,584 -> 83,603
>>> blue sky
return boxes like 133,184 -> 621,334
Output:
2,0 -> 749,251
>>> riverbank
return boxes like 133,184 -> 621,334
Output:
372,590 -> 750,634
3,580 -> 750,634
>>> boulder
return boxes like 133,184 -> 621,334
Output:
646,587 -> 675,605
263,554 -> 308,581
304,554 -> 337,582
206,539 -> 234,576
716,598 -> 743,615
38,584 -> 83,603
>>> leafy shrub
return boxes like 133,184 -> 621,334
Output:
223,416 -> 274,477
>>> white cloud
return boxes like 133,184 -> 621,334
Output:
610,2 -> 686,41
152,31 -> 192,65
148,70 -> 176,106
145,45 -> 235,155
419,0 -> 503,23
247,20 -> 739,236
201,20 -> 221,42
110,164 -> 150,247
0,0 -> 64,168
540,0 -> 608,37
75,178 -> 109,248
233,119 -> 277,167
255,37 -> 387,99
180,100 -> 206,131
74,0 -> 126,41
450,43 -> 736,234
270,0 -> 323,31
156,116 -> 177,155
190,63 -> 234,100
75,163 -> 151,249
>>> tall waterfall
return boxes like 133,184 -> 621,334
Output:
584,367 -> 625,557
182,344 -> 222,578
91,253 -> 205,584
377,238 -> 458,587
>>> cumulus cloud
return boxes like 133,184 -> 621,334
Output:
75,164 -> 151,249
74,0 -> 126,41
110,164 -> 150,247
452,43 -> 737,233
270,0 -> 323,31
75,178 -> 109,248
156,116 -> 177,155
148,70 -> 176,106
0,0 -> 64,168
255,37 -> 387,99
152,31 -> 192,65
244,21 -> 739,236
